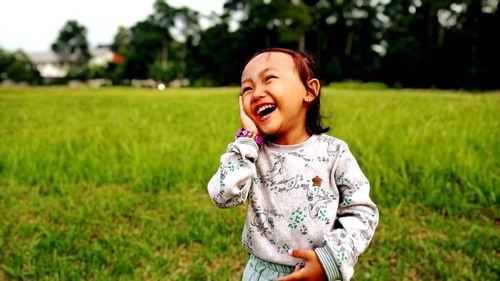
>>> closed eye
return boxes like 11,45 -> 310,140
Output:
265,75 -> 276,83
241,87 -> 253,95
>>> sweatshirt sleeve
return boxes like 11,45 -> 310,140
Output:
315,143 -> 379,281
207,137 -> 259,208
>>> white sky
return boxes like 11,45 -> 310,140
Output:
0,0 -> 224,52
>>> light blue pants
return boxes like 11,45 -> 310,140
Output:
242,255 -> 294,281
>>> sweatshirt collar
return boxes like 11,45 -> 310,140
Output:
266,134 -> 319,152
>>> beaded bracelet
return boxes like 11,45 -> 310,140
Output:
235,128 -> 264,148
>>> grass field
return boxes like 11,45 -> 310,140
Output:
0,86 -> 498,280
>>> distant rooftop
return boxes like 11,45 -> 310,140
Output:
27,47 -> 115,78
28,51 -> 60,64
28,47 -> 111,64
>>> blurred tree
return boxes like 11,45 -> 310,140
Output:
106,26 -> 130,84
221,0 -> 383,83
189,22 -> 245,86
216,0 -> 316,84
304,0 -> 383,82
173,6 -> 201,79
102,0 -> 499,89
0,48 -> 11,82
224,0 -> 286,52
111,26 -> 131,57
122,1 -> 202,82
454,0 -> 500,89
124,17 -> 166,79
0,48 -> 41,84
382,0 -> 450,88
152,0 -> 177,68
51,20 -> 91,79
380,0 -> 500,89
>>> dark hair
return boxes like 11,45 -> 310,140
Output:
246,48 -> 330,135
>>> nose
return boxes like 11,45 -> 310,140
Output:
251,85 -> 266,101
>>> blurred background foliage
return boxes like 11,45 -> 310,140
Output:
0,0 -> 498,90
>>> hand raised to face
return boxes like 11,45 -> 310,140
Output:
239,95 -> 260,134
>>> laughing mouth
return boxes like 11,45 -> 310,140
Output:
256,104 -> 276,119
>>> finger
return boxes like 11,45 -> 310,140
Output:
294,265 -> 301,272
276,271 -> 303,281
240,95 -> 250,116
239,96 -> 248,120
239,95 -> 244,113
288,249 -> 313,261
239,96 -> 248,119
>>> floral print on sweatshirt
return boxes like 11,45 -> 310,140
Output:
208,134 -> 378,281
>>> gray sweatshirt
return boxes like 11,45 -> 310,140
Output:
208,134 -> 379,280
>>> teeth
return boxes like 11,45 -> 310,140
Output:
257,105 -> 275,116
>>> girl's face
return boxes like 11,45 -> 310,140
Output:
241,52 -> 317,145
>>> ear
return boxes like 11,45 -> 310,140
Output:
303,78 -> 320,103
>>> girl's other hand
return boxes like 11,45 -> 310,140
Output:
239,95 -> 260,133
276,249 -> 327,281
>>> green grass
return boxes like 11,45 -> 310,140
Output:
0,87 -> 498,280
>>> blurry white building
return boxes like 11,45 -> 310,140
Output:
28,47 -> 118,79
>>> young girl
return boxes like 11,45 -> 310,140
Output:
208,48 -> 378,281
